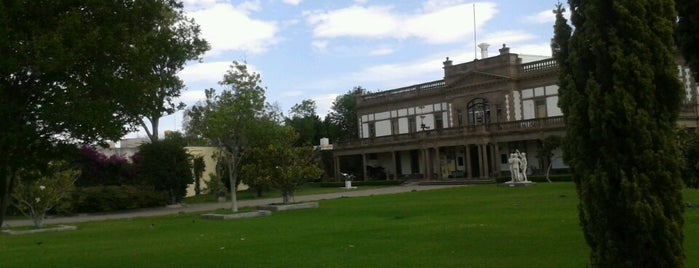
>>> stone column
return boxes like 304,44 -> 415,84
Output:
477,144 -> 484,178
391,151 -> 397,180
481,144 -> 491,178
493,144 -> 501,177
334,156 -> 341,181
423,148 -> 430,180
465,145 -> 472,179
434,147 -> 441,180
362,153 -> 368,181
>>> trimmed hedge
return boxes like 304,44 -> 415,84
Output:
70,186 -> 168,213
319,180 -> 405,187
495,174 -> 573,183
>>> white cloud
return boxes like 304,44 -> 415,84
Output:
312,94 -> 340,117
305,2 -> 497,45
523,9 -> 555,24
282,90 -> 304,97
306,5 -> 399,39
178,61 -> 232,85
510,43 -> 553,57
421,0 -> 466,12
482,30 -> 537,46
369,47 -> 395,56
187,2 -> 279,56
311,40 -> 329,51
282,0 -> 302,6
178,89 -> 208,105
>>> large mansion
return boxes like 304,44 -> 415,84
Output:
331,44 -> 699,181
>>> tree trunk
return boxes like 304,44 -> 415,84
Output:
227,157 -> 238,212
0,171 -> 16,228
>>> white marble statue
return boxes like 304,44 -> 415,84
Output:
508,152 -> 522,182
519,151 -> 528,182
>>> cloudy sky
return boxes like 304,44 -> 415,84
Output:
133,0 -> 565,138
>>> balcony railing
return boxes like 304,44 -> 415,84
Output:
521,58 -> 558,72
360,80 -> 445,102
335,116 -> 565,149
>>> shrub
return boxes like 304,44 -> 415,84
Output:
71,186 -> 168,213
12,166 -> 79,228
74,146 -> 136,186
133,138 -> 193,204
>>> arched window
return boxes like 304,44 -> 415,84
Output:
467,98 -> 490,125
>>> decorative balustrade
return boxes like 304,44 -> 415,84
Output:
361,80 -> 445,101
521,58 -> 558,72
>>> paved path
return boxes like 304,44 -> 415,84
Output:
3,184 -> 464,228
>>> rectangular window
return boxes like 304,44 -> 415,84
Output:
434,112 -> 443,130
391,118 -> 399,135
456,109 -> 463,126
535,100 -> 547,118
368,122 -> 376,137
408,117 -> 417,133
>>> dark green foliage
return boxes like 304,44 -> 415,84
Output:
324,87 -> 364,142
286,99 -> 323,146
0,0 -> 193,226
679,128 -> 699,188
134,138 -> 193,204
676,0 -> 699,77
192,156 -> 205,196
555,1 -> 685,266
70,186 -> 168,213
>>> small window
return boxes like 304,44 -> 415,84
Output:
368,122 -> 376,138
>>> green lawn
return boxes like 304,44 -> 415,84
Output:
2,183 -> 698,267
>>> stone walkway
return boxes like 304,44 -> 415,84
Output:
3,184 -> 464,228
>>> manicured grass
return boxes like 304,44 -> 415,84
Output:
1,183 -> 698,267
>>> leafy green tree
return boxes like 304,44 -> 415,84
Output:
136,1 -> 209,142
244,143 -> 322,204
676,0 -> 699,77
0,0 -> 179,227
187,62 -> 267,212
12,164 -> 78,228
240,124 -> 298,197
134,136 -> 193,204
325,87 -> 364,142
286,99 -> 323,146
555,1 -> 685,267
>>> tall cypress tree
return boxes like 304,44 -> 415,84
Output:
555,1 -> 685,267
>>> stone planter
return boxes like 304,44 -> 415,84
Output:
1,225 -> 77,236
200,210 -> 272,220
256,202 -> 319,212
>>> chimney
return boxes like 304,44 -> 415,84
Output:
477,43 -> 490,58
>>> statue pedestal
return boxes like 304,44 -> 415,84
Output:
499,181 -> 537,187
